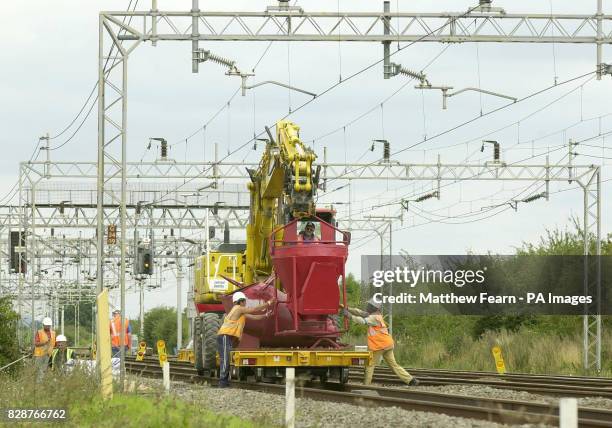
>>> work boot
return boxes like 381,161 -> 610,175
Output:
408,378 -> 419,386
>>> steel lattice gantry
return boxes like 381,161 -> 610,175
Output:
7,156 -> 603,369
94,0 -> 608,372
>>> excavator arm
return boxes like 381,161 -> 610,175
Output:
245,120 -> 319,283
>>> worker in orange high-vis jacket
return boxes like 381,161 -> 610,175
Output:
33,317 -> 56,381
110,309 -> 131,358
344,298 -> 418,386
217,292 -> 274,388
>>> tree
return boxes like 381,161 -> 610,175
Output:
0,297 -> 20,371
473,217 -> 612,337
143,306 -> 189,354
63,302 -> 94,331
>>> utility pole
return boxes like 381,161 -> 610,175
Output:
176,264 -> 183,352
176,235 -> 183,352
139,280 -> 144,338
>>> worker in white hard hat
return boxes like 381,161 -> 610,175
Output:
51,335 -> 75,373
216,291 -> 275,387
343,298 -> 418,386
110,309 -> 131,358
33,317 -> 56,381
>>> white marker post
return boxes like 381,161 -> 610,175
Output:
559,398 -> 578,428
163,361 -> 170,394
285,367 -> 295,428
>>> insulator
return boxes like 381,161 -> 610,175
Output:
224,221 -> 230,244
415,192 -> 436,202
383,142 -> 390,161
160,140 -> 168,159
397,66 -> 427,84
522,193 -> 545,203
203,50 -> 236,69
493,143 -> 500,161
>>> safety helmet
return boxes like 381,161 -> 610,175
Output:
305,221 -> 315,228
232,291 -> 247,303
366,298 -> 382,311
42,317 -> 52,326
56,334 -> 67,342
112,309 -> 120,315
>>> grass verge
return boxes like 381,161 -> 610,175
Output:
0,365 -> 267,428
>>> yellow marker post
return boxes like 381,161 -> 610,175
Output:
136,341 -> 147,361
96,289 -> 113,399
157,340 -> 167,367
491,346 -> 507,374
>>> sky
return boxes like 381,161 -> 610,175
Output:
1,0 -> 612,323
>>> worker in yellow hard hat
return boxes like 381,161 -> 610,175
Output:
344,298 -> 418,386
216,291 -> 274,388
33,317 -> 56,381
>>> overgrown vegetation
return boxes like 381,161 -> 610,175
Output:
62,302 -> 94,347
0,365 -> 267,427
343,219 -> 612,376
143,306 -> 189,353
0,296 -> 21,371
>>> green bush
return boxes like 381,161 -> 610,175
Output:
0,366 -> 268,428
143,306 -> 189,353
0,296 -> 21,371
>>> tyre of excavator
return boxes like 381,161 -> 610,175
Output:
194,312 -> 222,375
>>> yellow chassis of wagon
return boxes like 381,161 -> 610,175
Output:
231,349 -> 372,368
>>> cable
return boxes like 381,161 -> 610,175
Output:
337,122 -> 602,221
47,0 -> 140,152
145,6 -> 481,205
277,5 -> 482,123
345,127 -> 606,237
171,0 -> 302,152
351,151 -> 571,250
311,43 -> 456,146
49,98 -> 97,151
330,143 -> 568,221
319,71 -> 595,210
49,83 -> 98,140
323,70 -> 596,190
0,138 -> 43,205
144,9 -> 591,210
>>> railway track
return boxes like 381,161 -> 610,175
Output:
124,358 -> 612,427
350,367 -> 612,399
127,356 -> 612,398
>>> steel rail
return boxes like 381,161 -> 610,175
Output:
124,358 -> 612,427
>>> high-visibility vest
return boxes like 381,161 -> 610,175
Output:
33,329 -> 56,357
217,307 -> 246,339
367,314 -> 394,351
110,316 -> 130,347
51,348 -> 74,369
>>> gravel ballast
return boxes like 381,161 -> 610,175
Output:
132,377 -> 556,428
406,384 -> 612,410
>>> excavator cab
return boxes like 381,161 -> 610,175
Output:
289,209 -> 350,245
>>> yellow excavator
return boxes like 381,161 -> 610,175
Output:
192,120 -> 326,373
